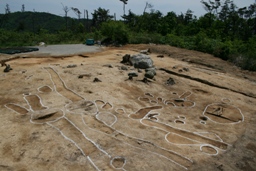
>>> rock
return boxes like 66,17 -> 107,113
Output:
121,54 -> 131,64
157,55 -> 164,58
4,64 -> 12,72
145,68 -> 156,76
128,72 -> 138,77
67,64 -> 77,68
183,67 -> 189,72
103,64 -> 113,68
93,78 -> 102,82
120,66 -> 128,70
166,77 -> 175,85
138,69 -> 143,73
140,49 -> 150,54
128,72 -> 138,80
130,54 -> 154,69
78,75 -> 83,79
145,71 -> 155,79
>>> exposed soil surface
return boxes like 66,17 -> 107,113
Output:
0,44 -> 256,171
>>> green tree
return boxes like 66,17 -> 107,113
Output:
100,21 -> 129,44
91,8 -> 113,28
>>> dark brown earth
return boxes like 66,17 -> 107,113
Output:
0,44 -> 255,171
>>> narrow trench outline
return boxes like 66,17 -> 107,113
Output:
43,66 -> 85,102
140,119 -> 230,150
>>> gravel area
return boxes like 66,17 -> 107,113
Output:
29,44 -> 102,56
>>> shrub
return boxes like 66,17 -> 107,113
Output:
100,21 -> 129,44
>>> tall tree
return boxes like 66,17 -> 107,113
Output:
122,10 -> 137,27
91,7 -> 113,27
72,7 -> 81,20
5,4 -> 11,14
21,4 -> 25,12
143,2 -> 153,14
120,0 -> 128,16
62,3 -> 70,30
201,0 -> 221,25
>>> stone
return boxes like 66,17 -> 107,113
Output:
4,64 -> 12,72
166,77 -> 175,85
121,54 -> 131,64
129,54 -> 154,69
120,66 -> 128,70
93,78 -> 102,82
140,49 -> 150,54
157,55 -> 164,58
145,67 -> 156,76
128,72 -> 138,77
78,75 -> 84,79
145,71 -> 155,79
128,72 -> 138,80
67,64 -> 77,68
103,64 -> 113,68
183,67 -> 189,72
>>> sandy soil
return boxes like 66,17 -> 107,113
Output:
0,44 -> 255,171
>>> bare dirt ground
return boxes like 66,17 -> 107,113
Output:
0,44 -> 256,171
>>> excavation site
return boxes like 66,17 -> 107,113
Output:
0,44 -> 255,171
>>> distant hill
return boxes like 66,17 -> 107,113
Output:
0,11 -> 91,33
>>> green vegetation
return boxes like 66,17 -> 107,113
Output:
0,0 -> 255,71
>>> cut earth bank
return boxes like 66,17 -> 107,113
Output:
0,44 -> 255,171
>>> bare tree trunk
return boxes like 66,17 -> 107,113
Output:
86,10 -> 89,31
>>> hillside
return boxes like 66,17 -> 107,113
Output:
0,11 -> 90,33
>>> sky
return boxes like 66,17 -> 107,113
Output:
0,0 -> 254,19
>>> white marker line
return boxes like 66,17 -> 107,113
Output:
29,108 -> 66,125
43,67 -> 85,101
128,106 -> 163,120
110,156 -> 127,170
174,119 -> 186,125
23,94 -> 49,112
96,112 -> 118,127
178,116 -> 186,120
102,102 -> 113,110
141,119 -> 230,150
43,67 -> 72,103
94,99 -> 106,109
4,103 -> 29,115
65,101 -> 99,116
47,122 -> 86,156
145,92 -> 154,98
37,85 -> 53,93
115,108 -> 126,114
82,115 -> 193,170
202,103 -> 244,124
221,98 -> 231,103
165,132 -> 203,146
200,144 -> 219,156
193,132 -> 225,143
64,115 -> 112,158
179,91 -> 192,100
87,156 -> 101,171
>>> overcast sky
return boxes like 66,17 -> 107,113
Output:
0,0 -> 254,19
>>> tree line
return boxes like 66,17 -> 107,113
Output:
0,0 -> 255,71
